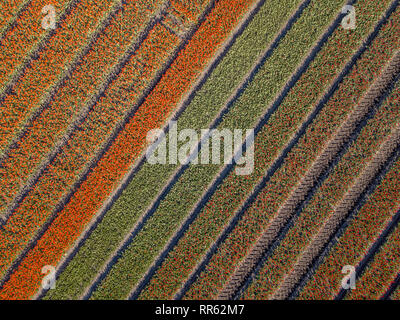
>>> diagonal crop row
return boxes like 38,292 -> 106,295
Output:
88,0 -> 313,300
292,109 -> 400,301
234,77 -> 400,301
293,94 -> 400,301
89,0 -> 354,300
343,208 -> 400,300
0,0 -> 84,102
0,0 -> 70,89
184,0 -> 396,300
42,0 -> 295,300
227,59 -> 400,300
138,0 -> 388,300
0,15 -> 180,289
296,165 -> 400,300
269,117 -> 400,299
0,0 -> 168,218
0,20 -> 180,297
0,0 -> 32,43
237,52 -> 400,300
270,126 -> 400,300
0,0 -> 118,164
284,138 -> 400,300
86,0 -> 287,300
383,272 -> 400,299
296,161 -> 400,300
0,0 -> 245,300
182,0 -> 400,300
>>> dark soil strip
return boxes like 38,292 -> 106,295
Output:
382,270 -> 400,299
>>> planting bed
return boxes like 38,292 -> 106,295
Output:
1,0 -> 399,301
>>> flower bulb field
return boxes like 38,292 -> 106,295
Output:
0,0 -> 400,302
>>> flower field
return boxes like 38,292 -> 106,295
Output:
184,0 -> 400,299
0,0 -> 399,301
43,0 -> 304,300
0,0 -> 115,155
293,83 -> 400,300
344,206 -> 400,300
0,0 -> 67,90
242,78 -> 400,300
88,0 -> 345,300
0,13 -> 180,281
0,0 -> 167,215
139,0 -> 395,300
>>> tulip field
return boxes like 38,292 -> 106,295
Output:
0,0 -> 399,300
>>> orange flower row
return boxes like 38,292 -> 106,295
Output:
0,0 -> 166,218
0,0 -> 65,89
0,0 -> 253,299
0,0 -> 114,154
0,19 -> 179,287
